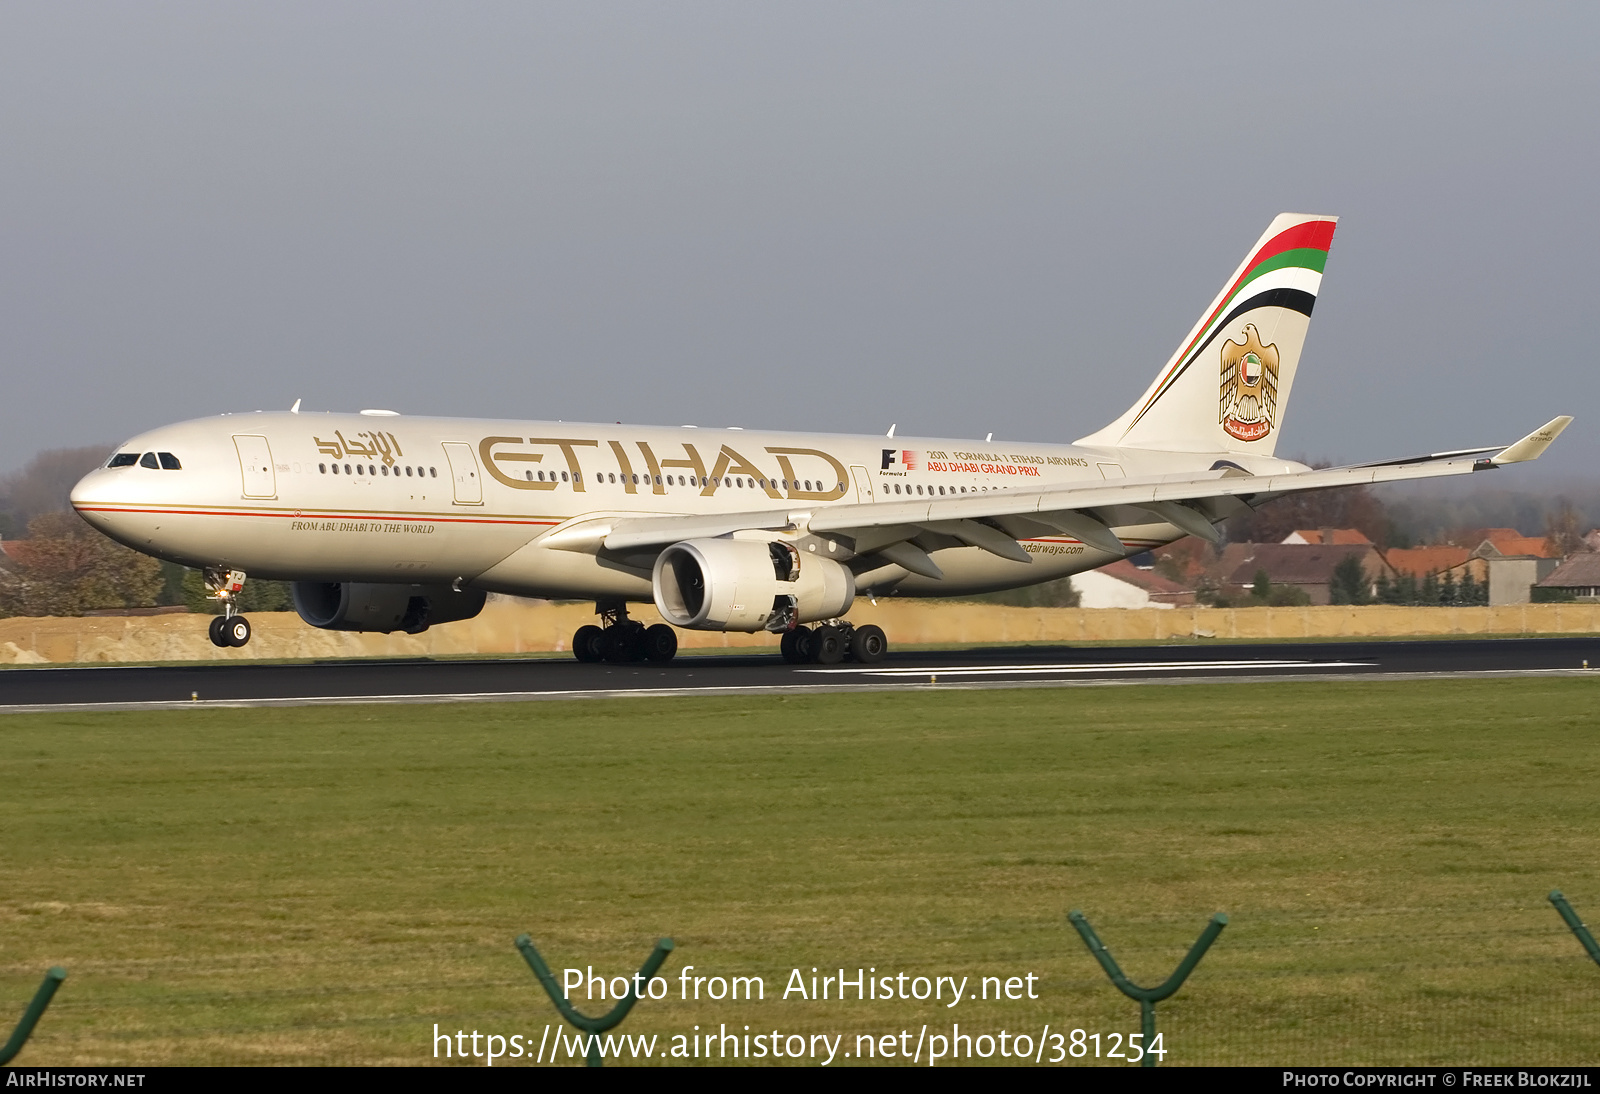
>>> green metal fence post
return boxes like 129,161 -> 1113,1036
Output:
0,967 -> 66,1065
1548,890 -> 1600,967
515,935 -> 674,1067
1068,910 -> 1226,1067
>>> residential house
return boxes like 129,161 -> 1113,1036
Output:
1221,542 -> 1393,605
1536,554 -> 1600,601
1075,559 -> 1195,609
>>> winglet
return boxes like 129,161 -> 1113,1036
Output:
1489,416 -> 1573,465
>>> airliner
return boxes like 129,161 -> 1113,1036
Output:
69,214 -> 1570,664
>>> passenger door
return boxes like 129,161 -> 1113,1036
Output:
442,442 -> 483,505
234,435 -> 277,499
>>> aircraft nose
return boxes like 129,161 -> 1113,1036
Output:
69,467 -> 120,532
69,471 -> 93,508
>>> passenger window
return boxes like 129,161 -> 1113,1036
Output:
525,470 -> 533,481
356,464 -> 365,475
381,465 -> 389,476
319,464 -> 327,474
561,471 -> 569,482
406,466 -> 413,477
430,467 -> 437,477
108,453 -> 139,468
369,465 -> 376,475
139,452 -> 159,468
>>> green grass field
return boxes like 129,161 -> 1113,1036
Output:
3,678 -> 1599,1066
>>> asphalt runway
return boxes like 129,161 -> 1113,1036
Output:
2,636 -> 1597,713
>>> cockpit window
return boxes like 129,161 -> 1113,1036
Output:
107,453 -> 139,468
158,452 -> 181,470
139,452 -> 159,469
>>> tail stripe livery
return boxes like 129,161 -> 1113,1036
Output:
1077,213 -> 1338,456
1127,218 -> 1336,431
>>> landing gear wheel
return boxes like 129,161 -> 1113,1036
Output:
224,616 -> 252,648
794,626 -> 820,663
780,626 -> 812,664
813,625 -> 845,665
643,624 -> 678,663
208,615 -> 229,648
602,623 -> 646,663
850,624 -> 887,664
573,625 -> 604,663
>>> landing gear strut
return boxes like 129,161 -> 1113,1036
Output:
204,567 -> 252,648
780,622 -> 887,665
572,601 -> 677,664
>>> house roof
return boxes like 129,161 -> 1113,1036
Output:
1537,553 -> 1600,588
1461,528 -> 1527,547
1284,528 -> 1373,545
1473,536 -> 1554,559
1383,546 -> 1473,577
1095,558 -> 1193,596
1224,543 -> 1388,587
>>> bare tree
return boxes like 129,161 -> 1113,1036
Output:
1544,498 -> 1591,559
0,446 -> 113,537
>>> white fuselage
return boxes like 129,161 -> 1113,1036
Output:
70,411 -> 1306,601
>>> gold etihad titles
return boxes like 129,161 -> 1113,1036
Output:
478,437 -> 848,501
314,430 -> 405,466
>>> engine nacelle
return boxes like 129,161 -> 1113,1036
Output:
291,581 -> 487,634
653,538 -> 855,632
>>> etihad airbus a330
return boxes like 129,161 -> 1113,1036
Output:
70,214 -> 1570,664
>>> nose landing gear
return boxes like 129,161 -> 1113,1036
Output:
572,601 -> 678,664
203,567 -> 253,648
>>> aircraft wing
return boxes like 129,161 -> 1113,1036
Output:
593,417 -> 1572,575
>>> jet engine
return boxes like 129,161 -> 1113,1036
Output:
652,538 -> 855,632
290,581 -> 487,634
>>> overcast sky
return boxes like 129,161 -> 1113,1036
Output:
2,2 -> 1595,480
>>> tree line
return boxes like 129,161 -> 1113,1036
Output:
0,446 -> 291,619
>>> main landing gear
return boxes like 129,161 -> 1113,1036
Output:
204,566 -> 253,648
572,601 -> 678,664
780,622 -> 887,665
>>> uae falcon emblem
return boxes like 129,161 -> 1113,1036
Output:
1219,323 -> 1280,442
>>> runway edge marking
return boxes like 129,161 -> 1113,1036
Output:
0,667 -> 1593,714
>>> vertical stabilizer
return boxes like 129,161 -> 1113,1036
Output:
1076,213 -> 1337,456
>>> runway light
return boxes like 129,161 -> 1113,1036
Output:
190,691 -> 198,701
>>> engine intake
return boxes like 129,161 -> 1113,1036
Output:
652,538 -> 854,632
291,582 -> 487,634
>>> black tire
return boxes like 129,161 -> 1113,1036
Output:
644,624 -> 678,663
573,625 -> 604,662
813,625 -> 845,665
795,627 -> 820,663
601,627 -> 627,663
851,624 -> 887,664
224,616 -> 252,647
208,615 -> 229,648
780,626 -> 811,664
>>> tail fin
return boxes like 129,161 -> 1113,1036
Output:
1076,213 -> 1338,456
